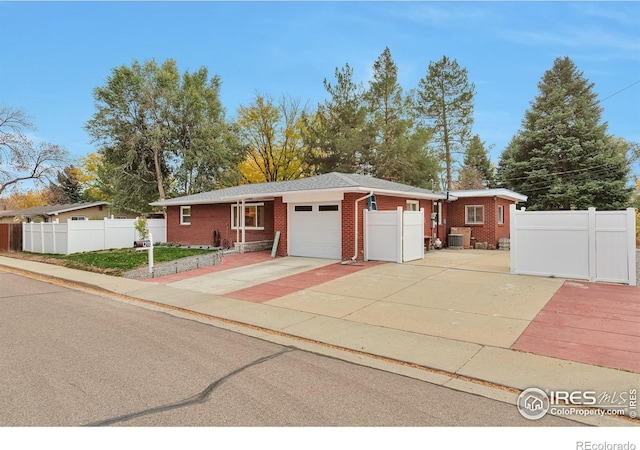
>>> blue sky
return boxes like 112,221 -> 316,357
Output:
1,1 -> 639,170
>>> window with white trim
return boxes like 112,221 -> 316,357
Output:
180,206 -> 191,225
70,216 -> 87,221
497,205 -> 504,225
465,205 -> 484,224
232,203 -> 265,229
406,200 -> 419,212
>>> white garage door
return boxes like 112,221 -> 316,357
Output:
288,203 -> 342,259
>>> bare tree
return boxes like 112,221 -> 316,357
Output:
0,106 -> 68,197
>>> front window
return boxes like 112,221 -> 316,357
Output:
71,216 -> 87,221
180,206 -> 191,225
465,205 -> 484,225
232,203 -> 265,229
406,200 -> 419,212
497,205 -> 504,225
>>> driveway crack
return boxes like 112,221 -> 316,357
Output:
85,345 -> 296,426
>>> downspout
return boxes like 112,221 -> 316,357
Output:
236,200 -> 240,250
241,198 -> 246,253
349,191 -> 375,263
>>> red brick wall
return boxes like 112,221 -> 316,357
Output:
446,197 -> 515,249
273,197 -> 288,257
341,193 -> 360,260
166,201 -> 275,246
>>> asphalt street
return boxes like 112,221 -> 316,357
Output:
0,271 -> 579,427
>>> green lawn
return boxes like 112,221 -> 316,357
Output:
40,247 -> 215,275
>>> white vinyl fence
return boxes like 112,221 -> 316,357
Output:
510,204 -> 636,286
23,218 -> 166,255
364,207 -> 424,263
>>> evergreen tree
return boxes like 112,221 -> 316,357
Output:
459,135 -> 495,188
497,56 -> 631,210
303,63 -> 371,174
47,165 -> 83,204
416,56 -> 475,191
365,48 -> 440,188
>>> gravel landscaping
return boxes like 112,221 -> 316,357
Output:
124,249 -> 225,280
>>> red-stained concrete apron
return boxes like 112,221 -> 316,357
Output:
147,251 -> 274,284
223,261 -> 381,303
148,250 -> 381,303
513,280 -> 640,373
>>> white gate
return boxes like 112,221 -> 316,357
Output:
364,207 -> 424,263
510,205 -> 636,286
403,210 -> 425,262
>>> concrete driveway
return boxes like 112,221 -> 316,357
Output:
157,249 -> 564,350
268,250 -> 563,348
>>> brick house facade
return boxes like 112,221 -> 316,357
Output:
167,201 -> 275,247
445,189 -> 527,249
154,173 -> 526,261
166,194 -> 440,260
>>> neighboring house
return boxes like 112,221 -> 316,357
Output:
151,172 -> 528,260
0,201 -> 111,224
446,189 -> 528,249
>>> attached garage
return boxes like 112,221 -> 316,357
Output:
288,202 -> 342,259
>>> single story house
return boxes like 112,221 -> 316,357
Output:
151,172 -> 527,261
446,189 -> 529,249
0,201 -> 112,224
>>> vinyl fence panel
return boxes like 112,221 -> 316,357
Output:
364,208 -> 402,263
22,218 -> 166,255
510,205 -> 636,286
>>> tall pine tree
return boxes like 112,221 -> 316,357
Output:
365,48 -> 439,188
497,56 -> 631,210
457,135 -> 495,188
416,56 -> 475,191
303,63 -> 371,174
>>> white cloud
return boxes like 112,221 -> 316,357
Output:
382,3 -> 489,26
571,3 -> 640,27
499,25 -> 640,55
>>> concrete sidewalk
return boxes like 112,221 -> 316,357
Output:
0,253 -> 637,426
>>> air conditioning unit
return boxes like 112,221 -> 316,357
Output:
448,234 -> 464,249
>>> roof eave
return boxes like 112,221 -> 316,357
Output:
46,201 -> 110,215
150,186 -> 447,206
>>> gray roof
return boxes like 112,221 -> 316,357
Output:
151,172 -> 447,206
449,188 -> 528,202
0,201 -> 110,218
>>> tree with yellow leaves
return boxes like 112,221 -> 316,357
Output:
3,189 -> 49,210
77,153 -> 110,202
237,94 -> 313,183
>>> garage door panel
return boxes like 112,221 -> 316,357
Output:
289,203 -> 341,259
